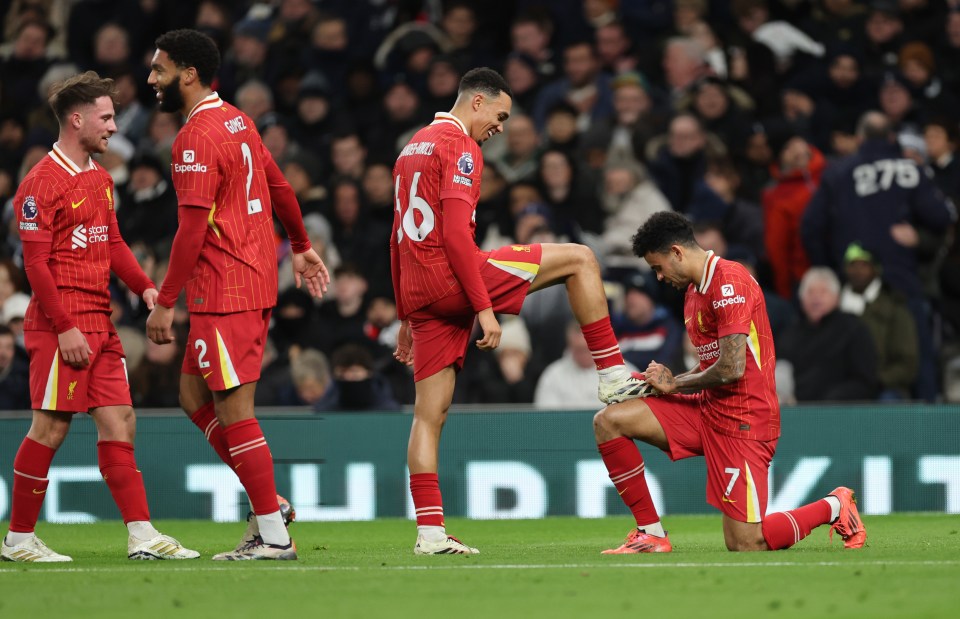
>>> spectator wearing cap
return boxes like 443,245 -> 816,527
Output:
862,1 -> 906,80
1,290 -> 29,344
532,39 -> 614,134
218,17 -> 273,101
0,323 -> 30,411
612,271 -> 683,371
459,317 -> 539,404
117,151 -> 178,255
291,70 -> 341,162
778,267 -> 880,402
840,243 -> 919,400
803,111 -> 955,401
762,130 -> 826,299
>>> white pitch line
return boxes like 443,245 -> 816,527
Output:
0,560 -> 958,574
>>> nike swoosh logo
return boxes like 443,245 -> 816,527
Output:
618,487 -> 628,496
684,316 -> 692,324
722,496 -> 737,503
71,197 -> 86,209
32,488 -> 46,495
234,462 -> 243,470
202,372 -> 213,379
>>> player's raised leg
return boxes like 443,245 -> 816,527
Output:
530,244 -> 649,403
89,405 -> 198,560
593,400 -> 672,553
1,411 -> 73,562
408,367 -> 478,555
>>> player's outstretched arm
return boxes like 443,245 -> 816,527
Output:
646,333 -> 747,394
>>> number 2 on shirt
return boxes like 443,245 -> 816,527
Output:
395,172 -> 435,243
240,142 -> 263,215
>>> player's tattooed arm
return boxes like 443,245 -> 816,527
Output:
651,334 -> 747,394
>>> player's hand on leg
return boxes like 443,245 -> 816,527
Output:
58,327 -> 93,367
644,361 -> 676,395
146,305 -> 176,345
394,320 -> 414,366
475,308 -> 501,351
291,249 -> 330,299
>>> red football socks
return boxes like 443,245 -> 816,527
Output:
762,499 -> 833,550
189,402 -> 233,466
223,419 -> 279,515
9,438 -> 56,533
410,473 -> 445,527
599,437 -> 660,526
582,317 -> 626,370
97,440 -> 150,523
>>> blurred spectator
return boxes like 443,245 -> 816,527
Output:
291,70 -> 339,162
88,22 -> 130,74
440,2 -> 494,71
0,16 -> 54,115
762,132 -> 826,299
116,151 -> 177,255
733,0 -> 825,73
648,113 -> 716,213
0,323 -> 29,410
503,51 -> 544,114
235,79 -> 274,126
532,40 -> 613,133
315,343 -> 399,411
290,347 -> 332,407
537,147 -> 603,236
329,131 -> 367,181
697,157 -> 765,260
0,257 -> 26,310
582,71 -> 663,169
542,100 -> 581,154
595,19 -> 637,74
1,291 -> 29,345
130,336 -> 184,408
460,317 -> 538,404
726,247 -> 797,343
924,117 -> 960,203
366,80 -> 424,160
510,10 -> 557,79
328,177 -> 390,292
598,158 -> 671,266
803,111 -> 955,400
303,11 -> 351,90
778,267 -> 880,401
682,77 -> 754,153
535,320 -> 637,408
861,1 -> 906,80
317,263 -> 369,355
661,37 -> 710,100
218,17 -> 273,102
139,108 -> 180,167
361,161 -> 395,225
840,243 -> 919,400
494,113 -> 541,183
281,153 -> 327,215
272,287 -> 324,357
424,54 -> 462,112
612,271 -> 684,371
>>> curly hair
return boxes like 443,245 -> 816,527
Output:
631,211 -> 697,257
458,67 -> 512,99
48,71 -> 117,123
155,29 -> 221,87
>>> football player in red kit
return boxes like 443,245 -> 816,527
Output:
3,72 -> 198,562
594,212 -> 866,553
391,68 -> 648,554
145,30 -> 328,560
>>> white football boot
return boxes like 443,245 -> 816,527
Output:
232,495 -> 296,552
212,537 -> 298,561
1,534 -> 72,562
128,533 -> 200,560
414,535 -> 480,555
598,373 -> 654,404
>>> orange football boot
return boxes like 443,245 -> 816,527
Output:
828,486 -> 867,549
602,528 -> 672,554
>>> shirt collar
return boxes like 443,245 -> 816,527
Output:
431,112 -> 468,136
187,92 -> 223,120
49,142 -> 92,176
695,250 -> 719,294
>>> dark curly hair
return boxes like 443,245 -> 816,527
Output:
632,211 -> 697,257
155,29 -> 221,87
458,67 -> 512,99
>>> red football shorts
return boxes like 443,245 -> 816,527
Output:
182,309 -> 271,391
408,243 -> 542,382
25,330 -> 132,413
645,393 -> 777,523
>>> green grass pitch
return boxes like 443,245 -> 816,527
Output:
1,515 -> 958,619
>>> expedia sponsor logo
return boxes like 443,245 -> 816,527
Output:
72,224 -> 108,249
696,340 -> 720,361
174,162 -> 208,173
453,174 -> 473,186
713,295 -> 746,309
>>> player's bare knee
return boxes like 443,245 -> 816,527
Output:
593,406 -> 620,441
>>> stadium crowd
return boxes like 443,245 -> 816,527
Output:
1,0 -> 959,410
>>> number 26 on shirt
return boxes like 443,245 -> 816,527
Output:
395,172 -> 435,243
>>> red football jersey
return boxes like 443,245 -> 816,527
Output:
15,145 -> 120,333
169,93 -> 277,314
391,112 -> 483,316
684,252 -> 780,441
